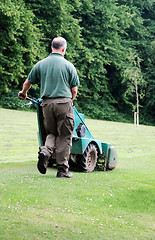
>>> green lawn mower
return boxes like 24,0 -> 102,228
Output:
20,95 -> 117,172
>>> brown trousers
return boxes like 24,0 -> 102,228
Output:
40,98 -> 74,171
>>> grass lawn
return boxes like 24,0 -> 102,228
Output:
0,108 -> 155,240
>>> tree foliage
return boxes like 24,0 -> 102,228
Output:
0,0 -> 154,125
0,0 -> 46,95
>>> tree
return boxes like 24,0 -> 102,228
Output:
142,40 -> 155,123
0,0 -> 46,95
122,50 -> 144,125
71,0 -> 137,120
24,0 -> 81,54
1,0 -> 155,124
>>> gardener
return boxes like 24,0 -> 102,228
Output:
18,37 -> 79,178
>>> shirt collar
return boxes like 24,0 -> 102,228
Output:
50,53 -> 64,57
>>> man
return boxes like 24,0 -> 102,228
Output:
18,37 -> 79,178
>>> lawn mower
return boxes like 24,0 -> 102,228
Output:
20,95 -> 117,172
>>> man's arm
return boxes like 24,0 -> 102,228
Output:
71,86 -> 78,100
18,79 -> 32,99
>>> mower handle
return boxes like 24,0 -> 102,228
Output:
18,93 -> 38,104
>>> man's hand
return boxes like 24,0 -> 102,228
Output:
18,91 -> 27,100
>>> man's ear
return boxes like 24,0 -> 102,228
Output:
62,47 -> 66,55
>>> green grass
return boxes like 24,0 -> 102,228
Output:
0,108 -> 155,240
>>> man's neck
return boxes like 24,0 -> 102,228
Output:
52,48 -> 65,56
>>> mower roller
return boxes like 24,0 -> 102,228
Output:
21,95 -> 117,172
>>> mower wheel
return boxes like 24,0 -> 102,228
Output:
77,143 -> 98,172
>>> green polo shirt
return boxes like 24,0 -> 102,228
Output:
28,53 -> 79,98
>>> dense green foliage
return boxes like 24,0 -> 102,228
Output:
0,0 -> 46,92
0,0 -> 154,125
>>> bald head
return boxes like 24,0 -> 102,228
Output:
51,37 -> 67,53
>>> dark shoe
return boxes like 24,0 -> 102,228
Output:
56,170 -> 73,178
37,152 -> 48,174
